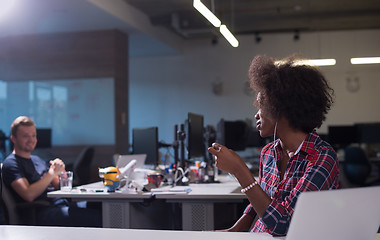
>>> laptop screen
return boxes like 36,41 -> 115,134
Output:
286,187 -> 380,240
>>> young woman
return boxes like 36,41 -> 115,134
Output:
208,55 -> 339,236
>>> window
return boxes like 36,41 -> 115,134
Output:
0,78 -> 115,146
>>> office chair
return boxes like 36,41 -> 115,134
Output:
72,146 -> 95,186
1,163 -> 50,225
343,146 -> 372,186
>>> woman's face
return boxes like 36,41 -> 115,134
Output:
254,93 -> 276,138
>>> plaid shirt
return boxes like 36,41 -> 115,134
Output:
244,130 -> 339,236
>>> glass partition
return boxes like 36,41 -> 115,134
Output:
0,78 -> 115,146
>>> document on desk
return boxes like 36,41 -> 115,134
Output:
151,186 -> 192,194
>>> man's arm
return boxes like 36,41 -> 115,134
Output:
10,158 -> 65,202
11,173 -> 56,202
50,175 -> 60,189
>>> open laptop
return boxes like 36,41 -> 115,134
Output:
285,186 -> 380,240
116,154 -> 147,169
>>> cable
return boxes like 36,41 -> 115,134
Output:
273,122 -> 278,161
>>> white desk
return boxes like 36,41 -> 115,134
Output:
48,181 -> 152,228
47,175 -> 245,230
1,225 -> 380,240
0,225 -> 277,240
153,175 -> 246,231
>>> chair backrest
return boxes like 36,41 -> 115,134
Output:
1,163 -> 22,224
1,163 -> 49,225
73,146 -> 95,186
0,163 -> 4,223
343,146 -> 372,185
344,146 -> 370,164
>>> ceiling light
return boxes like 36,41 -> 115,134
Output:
350,57 -> 380,65
193,0 -> 239,48
193,0 -> 221,27
276,59 -> 336,67
220,25 -> 239,47
294,59 -> 336,66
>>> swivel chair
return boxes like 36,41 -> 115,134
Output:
343,146 -> 372,186
1,163 -> 50,225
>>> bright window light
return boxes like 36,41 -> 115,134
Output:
0,0 -> 17,20
350,57 -> 380,65
193,0 -> 221,27
219,25 -> 239,47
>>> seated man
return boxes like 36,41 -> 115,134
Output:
2,116 -> 101,227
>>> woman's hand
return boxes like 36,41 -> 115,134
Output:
208,142 -> 247,175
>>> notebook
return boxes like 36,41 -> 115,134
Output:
285,186 -> 380,240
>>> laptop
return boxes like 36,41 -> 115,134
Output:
116,154 -> 147,169
285,186 -> 380,240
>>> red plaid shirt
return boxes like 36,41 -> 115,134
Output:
244,131 -> 339,236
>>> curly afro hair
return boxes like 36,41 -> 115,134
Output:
248,55 -> 334,133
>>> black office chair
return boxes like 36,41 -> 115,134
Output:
343,146 -> 372,186
1,163 -> 50,225
72,146 -> 95,186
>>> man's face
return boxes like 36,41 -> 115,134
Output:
12,125 -> 37,153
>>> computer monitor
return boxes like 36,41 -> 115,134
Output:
246,128 -> 267,148
217,119 -> 248,151
328,125 -> 359,149
186,113 -> 205,159
355,123 -> 380,144
36,128 -> 52,148
318,133 -> 329,142
132,127 -> 159,166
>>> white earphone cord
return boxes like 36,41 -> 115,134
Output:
274,122 -> 278,161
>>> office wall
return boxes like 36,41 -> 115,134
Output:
0,30 -> 129,182
129,29 -> 380,144
0,30 -> 129,154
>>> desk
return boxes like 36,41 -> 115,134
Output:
154,175 -> 246,231
1,225 -> 380,240
0,225 -> 277,240
48,181 -> 153,228
48,175 -> 245,230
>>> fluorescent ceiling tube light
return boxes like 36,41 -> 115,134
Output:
220,25 -> 239,47
193,0 -> 221,27
350,57 -> 380,64
275,59 -> 336,66
293,59 -> 336,66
